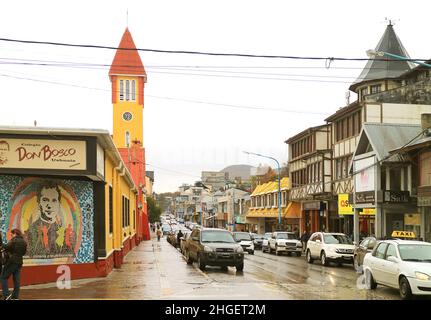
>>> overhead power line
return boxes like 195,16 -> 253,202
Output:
0,72 -> 328,115
0,37 -> 429,62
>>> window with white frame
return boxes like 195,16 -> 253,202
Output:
131,80 -> 136,101
119,80 -> 124,100
125,131 -> 130,147
125,80 -> 130,101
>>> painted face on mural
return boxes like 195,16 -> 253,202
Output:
38,187 -> 61,223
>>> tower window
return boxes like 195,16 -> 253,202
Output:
125,131 -> 130,147
370,84 -> 381,94
131,80 -> 136,101
125,80 -> 130,101
119,80 -> 124,101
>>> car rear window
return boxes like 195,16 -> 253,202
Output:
202,231 -> 235,243
324,234 -> 352,244
234,233 -> 251,241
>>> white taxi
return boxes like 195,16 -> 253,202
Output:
363,239 -> 431,299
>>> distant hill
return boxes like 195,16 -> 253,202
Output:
220,164 -> 255,181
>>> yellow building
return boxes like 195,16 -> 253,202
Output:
246,177 -> 301,233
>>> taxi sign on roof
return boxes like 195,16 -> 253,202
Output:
391,231 -> 416,238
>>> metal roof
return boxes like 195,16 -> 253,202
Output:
350,24 -> 414,92
355,123 -> 421,161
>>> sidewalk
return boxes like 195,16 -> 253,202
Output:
20,232 -> 207,300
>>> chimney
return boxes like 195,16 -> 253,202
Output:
421,113 -> 431,136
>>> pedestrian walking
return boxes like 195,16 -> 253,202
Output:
176,229 -> 184,248
1,229 -> 27,300
156,228 -> 162,242
300,231 -> 310,253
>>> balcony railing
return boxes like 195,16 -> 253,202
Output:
365,79 -> 431,104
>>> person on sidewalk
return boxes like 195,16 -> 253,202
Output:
1,229 -> 27,300
156,228 -> 162,242
176,229 -> 184,248
300,231 -> 310,253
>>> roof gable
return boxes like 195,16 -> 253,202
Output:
109,28 -> 146,76
353,123 -> 421,162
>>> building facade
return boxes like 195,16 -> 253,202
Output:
285,124 -> 332,234
0,128 -> 139,285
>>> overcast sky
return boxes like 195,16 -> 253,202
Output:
1,1 -> 430,192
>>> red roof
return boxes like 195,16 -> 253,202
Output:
109,28 -> 146,76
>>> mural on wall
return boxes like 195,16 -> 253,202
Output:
0,176 -> 94,265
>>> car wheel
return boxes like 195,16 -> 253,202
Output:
306,250 -> 314,263
365,269 -> 377,290
296,251 -> 302,257
236,262 -> 244,271
399,276 -> 413,300
197,255 -> 206,271
287,252 -> 292,257
186,250 -> 193,265
320,251 -> 328,266
353,255 -> 361,272
250,250 -> 254,255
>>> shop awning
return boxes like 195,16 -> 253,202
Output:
283,202 -> 301,218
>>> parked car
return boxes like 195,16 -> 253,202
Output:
185,228 -> 244,271
262,232 -> 273,253
180,230 -> 192,254
251,233 -> 264,250
363,239 -> 431,299
268,232 -> 302,256
306,232 -> 355,266
233,232 -> 254,254
353,236 -> 378,272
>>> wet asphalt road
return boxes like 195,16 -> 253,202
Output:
19,234 -> 405,300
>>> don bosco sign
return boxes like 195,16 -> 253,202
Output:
0,138 -> 86,170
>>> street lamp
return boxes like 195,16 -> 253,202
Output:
366,49 -> 431,68
243,151 -> 282,228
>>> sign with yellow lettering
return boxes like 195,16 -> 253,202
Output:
0,138 -> 86,170
391,231 -> 416,238
338,194 -> 353,215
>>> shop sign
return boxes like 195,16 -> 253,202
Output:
360,208 -> 375,215
391,231 -> 416,238
303,201 -> 321,210
354,156 -> 375,192
0,138 -> 86,170
355,191 -> 375,204
338,194 -> 353,215
383,190 -> 410,203
418,196 -> 431,207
